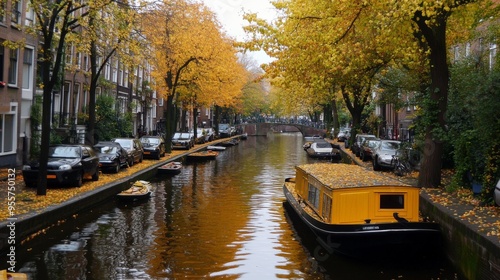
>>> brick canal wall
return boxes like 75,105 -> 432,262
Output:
420,194 -> 500,280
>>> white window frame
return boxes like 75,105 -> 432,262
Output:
0,102 -> 18,155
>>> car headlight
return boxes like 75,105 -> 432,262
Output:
22,165 -> 31,170
59,164 -> 72,170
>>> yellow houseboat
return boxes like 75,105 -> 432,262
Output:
283,163 -> 441,258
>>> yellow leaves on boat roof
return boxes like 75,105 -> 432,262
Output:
296,163 -> 410,189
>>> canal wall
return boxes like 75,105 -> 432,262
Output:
420,194 -> 500,280
0,143 -> 211,255
338,143 -> 500,280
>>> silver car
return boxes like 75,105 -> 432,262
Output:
372,140 -> 401,171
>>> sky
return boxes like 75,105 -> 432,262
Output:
201,0 -> 277,65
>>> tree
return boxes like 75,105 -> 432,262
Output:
244,0 -> 498,188
70,0 -> 143,145
142,0 -> 245,151
31,0 -> 91,195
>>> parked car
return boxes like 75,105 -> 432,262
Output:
337,129 -> 351,142
372,140 -> 401,171
351,134 -> 377,157
112,138 -> 144,166
93,141 -> 129,173
22,144 -> 100,188
202,128 -> 215,142
219,124 -> 232,138
359,139 -> 381,162
171,132 -> 195,149
140,136 -> 166,160
494,179 -> 500,206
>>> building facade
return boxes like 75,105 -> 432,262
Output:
0,0 -> 37,167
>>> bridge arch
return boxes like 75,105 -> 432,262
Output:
238,123 -> 326,137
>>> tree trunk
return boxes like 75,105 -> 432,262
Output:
414,13 -> 449,188
164,94 -> 176,153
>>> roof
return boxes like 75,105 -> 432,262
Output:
296,163 -> 410,189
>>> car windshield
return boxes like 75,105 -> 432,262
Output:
381,141 -> 400,150
49,146 -> 80,158
95,146 -> 118,154
367,141 -> 379,148
114,139 -> 131,149
142,138 -> 159,144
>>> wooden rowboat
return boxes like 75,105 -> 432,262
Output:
117,180 -> 152,202
187,150 -> 219,161
157,161 -> 182,175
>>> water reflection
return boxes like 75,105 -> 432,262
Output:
17,133 -> 458,279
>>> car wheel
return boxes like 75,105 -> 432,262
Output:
360,151 -> 365,161
76,172 -> 83,187
373,157 -> 381,171
139,154 -> 143,163
92,169 -> 99,181
129,157 -> 134,167
114,160 -> 121,173
156,152 -> 161,160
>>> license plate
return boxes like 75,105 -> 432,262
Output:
47,174 -> 56,179
144,152 -> 150,154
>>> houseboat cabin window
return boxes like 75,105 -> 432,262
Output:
307,184 -> 320,209
379,194 -> 404,209
322,194 -> 332,222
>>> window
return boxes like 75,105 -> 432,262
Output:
76,52 -> 81,69
8,48 -> 18,85
112,60 -> 118,83
490,43 -> 497,71
25,3 -> 35,26
453,46 -> 460,62
22,48 -> 33,89
0,46 -> 4,82
11,0 -> 22,25
307,184 -> 320,209
0,103 -> 18,155
322,194 -> 332,222
0,1 -> 5,23
379,194 -> 405,209
465,42 -> 471,57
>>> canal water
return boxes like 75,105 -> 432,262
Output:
17,133 -> 460,279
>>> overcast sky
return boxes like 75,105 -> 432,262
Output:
201,0 -> 277,64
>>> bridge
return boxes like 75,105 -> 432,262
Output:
238,123 -> 327,137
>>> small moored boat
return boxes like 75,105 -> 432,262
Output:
187,150 -> 219,161
305,141 -> 341,159
207,145 -> 226,151
157,161 -> 182,175
117,180 -> 152,202
220,138 -> 239,147
283,163 -> 441,259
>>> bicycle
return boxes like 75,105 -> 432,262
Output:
392,154 -> 412,176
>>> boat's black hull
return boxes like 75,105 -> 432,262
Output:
283,183 -> 441,259
116,192 -> 151,202
157,169 -> 181,175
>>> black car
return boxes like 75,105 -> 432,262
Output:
171,132 -> 195,150
351,134 -> 377,157
140,136 -> 166,160
112,138 -> 144,166
93,142 -> 129,173
22,144 -> 100,188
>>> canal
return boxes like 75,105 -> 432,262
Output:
17,133 -> 460,279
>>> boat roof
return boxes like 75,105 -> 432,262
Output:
296,163 -> 410,189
